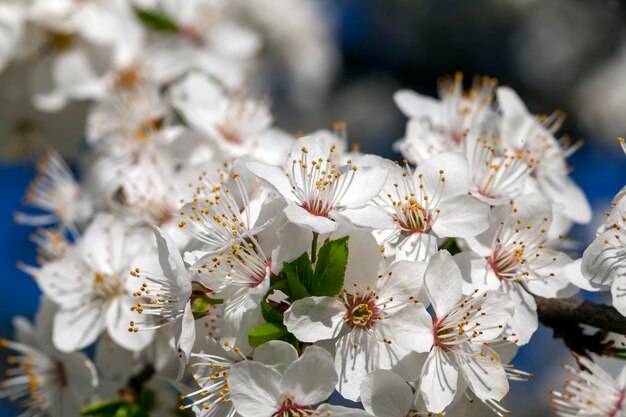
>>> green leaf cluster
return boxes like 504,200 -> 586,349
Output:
247,236 -> 349,348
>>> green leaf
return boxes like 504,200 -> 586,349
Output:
81,399 -> 128,416
134,8 -> 178,32
282,332 -> 300,349
283,252 -> 313,300
261,299 -> 284,324
248,322 -> 287,348
310,236 -> 349,296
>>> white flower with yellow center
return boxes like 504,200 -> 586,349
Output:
393,73 -> 497,164
178,163 -> 284,259
457,194 -> 577,344
393,250 -> 513,413
284,231 -> 428,401
0,300 -> 97,417
247,136 -> 390,234
551,355 -> 626,417
365,151 -> 490,262
15,150 -> 92,237
496,87 -> 591,226
228,345 -> 359,417
171,72 -> 295,165
581,196 -> 626,315
192,220 -> 310,346
35,213 -> 159,352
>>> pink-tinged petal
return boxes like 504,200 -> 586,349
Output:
284,204 -> 337,234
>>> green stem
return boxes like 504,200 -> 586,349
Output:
311,232 -> 319,265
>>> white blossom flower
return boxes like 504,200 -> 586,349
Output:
14,150 -> 93,237
35,213 -> 159,352
128,226 -> 198,368
193,220 -> 310,345
228,345 -> 350,417
284,230 -> 428,401
178,162 -> 284,257
496,87 -> 591,226
393,73 -> 497,164
458,194 -> 578,344
581,195 -> 626,315
24,0 -> 144,111
139,0 -> 260,87
392,250 -> 513,413
170,72 -> 294,165
0,299 -> 98,417
365,151 -> 490,262
247,137 -> 391,234
551,355 -> 626,417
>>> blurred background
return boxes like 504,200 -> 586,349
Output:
2,0 -> 626,415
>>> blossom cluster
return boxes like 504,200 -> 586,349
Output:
2,2 -> 626,417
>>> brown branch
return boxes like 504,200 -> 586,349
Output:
535,296 -> 625,356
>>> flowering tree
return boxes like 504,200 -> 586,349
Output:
2,2 -> 626,417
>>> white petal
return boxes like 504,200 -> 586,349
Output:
247,161 -> 298,203
361,370 -> 413,417
582,230 -> 624,287
284,204 -> 338,234
334,205 -> 395,230
394,233 -> 438,262
420,347 -> 458,413
229,360 -> 283,417
281,346 -> 337,405
565,259 -> 607,292
454,251 -> 500,294
53,303 -> 106,352
376,260 -> 427,303
416,152 -> 469,202
153,226 -> 192,296
457,346 -> 508,402
284,297 -> 345,343
338,166 -> 388,208
343,228 -> 384,288
176,303 -> 195,362
316,405 -> 373,417
503,282 -> 538,345
253,340 -> 298,373
432,194 -> 490,238
106,296 -> 154,352
382,303 -> 433,353
58,351 -> 98,401
425,251 -> 463,316
612,277 -> 626,316
393,89 -> 441,122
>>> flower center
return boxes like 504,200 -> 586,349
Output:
273,397 -> 313,417
395,200 -> 431,234
93,272 -> 125,300
341,293 -> 380,330
289,146 -> 357,218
